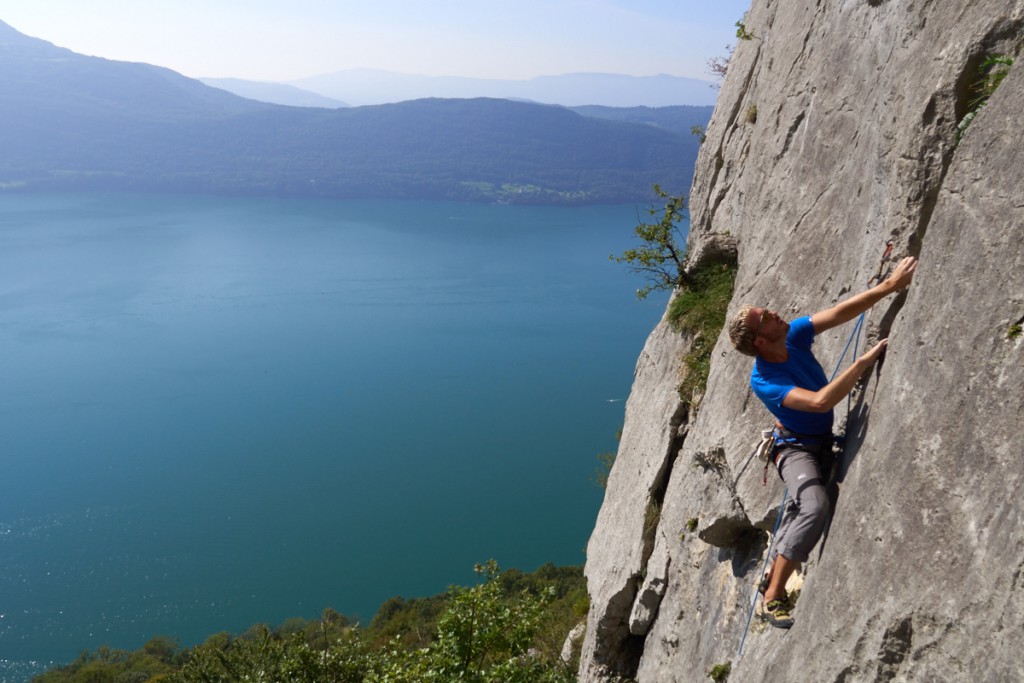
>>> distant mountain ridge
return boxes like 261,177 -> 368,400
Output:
288,68 -> 718,107
0,20 -> 706,204
568,105 -> 715,137
200,77 -> 350,108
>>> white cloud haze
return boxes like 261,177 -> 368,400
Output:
3,0 -> 752,81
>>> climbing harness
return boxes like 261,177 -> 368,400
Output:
760,427 -> 835,486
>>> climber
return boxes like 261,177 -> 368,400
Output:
727,255 -> 918,628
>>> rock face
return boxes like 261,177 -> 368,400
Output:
579,2 -> 1024,681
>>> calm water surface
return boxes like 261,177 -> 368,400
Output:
0,193 -> 673,675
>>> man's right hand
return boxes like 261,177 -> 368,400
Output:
812,256 -> 918,334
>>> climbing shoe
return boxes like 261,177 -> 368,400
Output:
757,575 -> 771,596
763,598 -> 794,629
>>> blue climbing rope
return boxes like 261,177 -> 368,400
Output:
737,486 -> 787,657
831,313 -> 865,382
736,311 -> 866,658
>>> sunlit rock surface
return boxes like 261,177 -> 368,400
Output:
579,1 -> 1024,680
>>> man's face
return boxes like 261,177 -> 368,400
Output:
747,307 -> 787,346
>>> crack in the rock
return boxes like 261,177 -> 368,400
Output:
778,111 -> 806,161
874,615 -> 914,682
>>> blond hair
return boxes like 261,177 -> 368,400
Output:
728,304 -> 759,356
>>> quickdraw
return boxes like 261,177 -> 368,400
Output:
868,240 -> 894,285
750,428 -> 776,485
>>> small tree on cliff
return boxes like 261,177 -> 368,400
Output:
611,185 -> 688,299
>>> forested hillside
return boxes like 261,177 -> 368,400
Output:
0,20 -> 703,204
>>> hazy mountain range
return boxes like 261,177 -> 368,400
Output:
282,69 -> 718,108
199,77 -> 351,108
0,19 -> 711,204
201,70 -> 718,109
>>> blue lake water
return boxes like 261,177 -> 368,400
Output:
0,193 -> 674,676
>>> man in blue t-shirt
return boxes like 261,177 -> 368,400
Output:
728,256 -> 917,628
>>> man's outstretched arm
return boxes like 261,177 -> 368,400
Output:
811,256 -> 918,334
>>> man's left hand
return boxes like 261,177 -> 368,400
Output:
886,256 -> 917,291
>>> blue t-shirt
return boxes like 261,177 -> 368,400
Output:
750,315 -> 833,435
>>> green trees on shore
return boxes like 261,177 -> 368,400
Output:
33,562 -> 586,683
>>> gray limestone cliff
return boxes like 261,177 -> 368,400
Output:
578,1 -> 1024,681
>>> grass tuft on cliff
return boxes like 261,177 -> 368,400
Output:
956,54 -> 1013,141
669,258 -> 738,406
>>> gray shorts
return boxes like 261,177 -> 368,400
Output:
771,446 -> 830,564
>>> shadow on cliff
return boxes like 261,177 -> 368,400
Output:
817,367 -> 885,558
719,529 -> 770,580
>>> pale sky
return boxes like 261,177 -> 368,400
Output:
3,1 -> 752,82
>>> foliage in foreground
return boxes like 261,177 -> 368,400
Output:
33,562 -> 586,683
